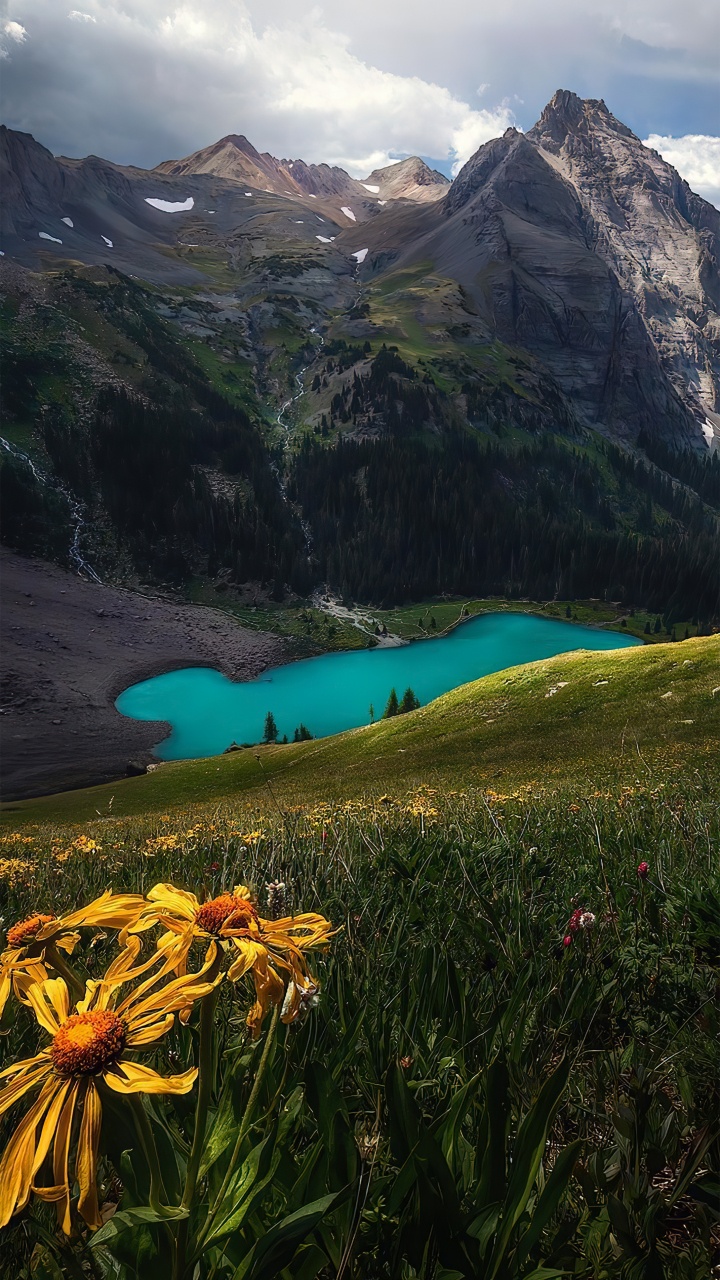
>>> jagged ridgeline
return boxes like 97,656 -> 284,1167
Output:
1,90 -> 719,621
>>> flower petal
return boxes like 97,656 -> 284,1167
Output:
54,931 -> 82,955
0,964 -> 13,1020
0,1058 -> 52,1117
47,1080 -> 78,1234
38,891 -> 147,938
125,1013 -> 175,1046
246,954 -> 285,1037
76,1081 -> 103,1229
103,1060 -> 197,1095
0,1076 -> 63,1227
17,975 -> 69,1035
145,884 -> 200,921
226,938 -> 267,982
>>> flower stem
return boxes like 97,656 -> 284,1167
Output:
130,1094 -> 166,1212
45,945 -> 84,1001
173,985 -> 220,1280
195,1005 -> 280,1254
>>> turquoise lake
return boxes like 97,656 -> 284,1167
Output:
116,613 -> 641,761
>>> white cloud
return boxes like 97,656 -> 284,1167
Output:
1,1 -> 514,172
0,16 -> 26,57
644,134 -> 720,209
3,18 -> 26,40
2,17 -> 26,40
1,0 -> 716,181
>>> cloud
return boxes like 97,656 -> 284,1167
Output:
0,16 -> 26,58
644,134 -> 720,209
0,0 -> 716,176
3,19 -> 25,40
0,1 -> 514,171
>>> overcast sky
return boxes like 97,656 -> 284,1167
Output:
2,0 -> 719,206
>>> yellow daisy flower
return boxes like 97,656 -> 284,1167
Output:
0,891 -> 147,1019
135,884 -> 334,1035
0,940 -> 217,1234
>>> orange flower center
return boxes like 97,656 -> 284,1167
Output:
195,894 -> 259,936
6,913 -> 56,949
51,1010 -> 126,1076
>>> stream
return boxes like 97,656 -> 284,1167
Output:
0,434 -> 101,583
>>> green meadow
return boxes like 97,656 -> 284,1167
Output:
0,637 -> 718,1277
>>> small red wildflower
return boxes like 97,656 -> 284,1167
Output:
568,908 -> 583,934
563,935 -> 573,948
637,861 -> 649,880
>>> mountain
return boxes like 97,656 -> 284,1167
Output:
363,155 -> 448,202
154,132 -> 304,194
153,133 -> 447,205
527,92 -> 720,444
1,96 -> 719,625
358,92 -> 720,451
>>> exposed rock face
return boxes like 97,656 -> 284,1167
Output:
431,94 -> 720,449
2,95 -> 718,452
0,127 -> 65,236
363,156 -> 449,202
527,91 -> 720,443
154,135 -> 448,205
281,157 -> 360,200
155,133 -> 304,195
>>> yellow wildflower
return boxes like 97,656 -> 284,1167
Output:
0,943 -> 216,1233
134,884 -> 334,1036
0,891 -> 146,1019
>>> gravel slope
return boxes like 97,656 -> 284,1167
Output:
1,548 -> 287,799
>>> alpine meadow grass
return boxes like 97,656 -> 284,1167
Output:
0,774 -> 718,1278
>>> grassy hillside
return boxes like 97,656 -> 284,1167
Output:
4,635 -> 718,827
0,642 -> 718,1277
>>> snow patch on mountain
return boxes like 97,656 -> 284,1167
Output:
145,196 -> 194,212
340,206 -> 356,221
352,248 -> 368,263
39,232 -> 62,243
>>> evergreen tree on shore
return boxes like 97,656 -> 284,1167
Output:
383,688 -> 399,718
399,687 -> 421,713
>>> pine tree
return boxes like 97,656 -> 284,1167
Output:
383,688 -> 399,718
263,711 -> 278,743
399,687 -> 421,713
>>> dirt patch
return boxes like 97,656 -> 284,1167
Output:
1,548 -> 287,800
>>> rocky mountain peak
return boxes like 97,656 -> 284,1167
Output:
363,156 -> 449,202
528,89 -> 637,152
215,133 -> 262,159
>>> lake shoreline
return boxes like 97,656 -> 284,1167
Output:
117,611 -> 642,763
0,548 -> 287,802
0,549 -> 650,804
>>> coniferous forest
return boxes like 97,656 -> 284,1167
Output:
1,274 -> 719,623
